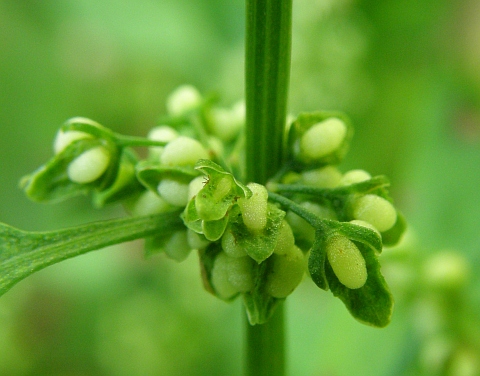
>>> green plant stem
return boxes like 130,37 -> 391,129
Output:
245,303 -> 285,376
245,0 -> 292,184
244,0 -> 292,375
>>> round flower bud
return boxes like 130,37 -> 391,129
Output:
187,229 -> 210,250
160,136 -> 209,166
340,169 -> 371,186
300,118 -> 347,160
221,229 -> 248,258
211,252 -> 239,300
210,100 -> 245,142
166,85 -> 202,116
273,220 -> 295,255
352,194 -> 397,232
237,183 -> 268,232
147,125 -> 178,160
147,125 -> 179,143
67,146 -> 111,184
130,190 -> 172,216
157,179 -> 189,207
164,230 -> 191,262
227,256 -> 254,292
265,245 -> 306,298
301,166 -> 342,188
326,235 -> 367,289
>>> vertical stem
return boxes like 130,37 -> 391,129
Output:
245,0 -> 292,184
244,1 -> 292,375
245,304 -> 285,376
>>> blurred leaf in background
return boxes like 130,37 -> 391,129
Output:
1,0 -> 480,375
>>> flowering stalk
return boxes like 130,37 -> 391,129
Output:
244,0 -> 292,375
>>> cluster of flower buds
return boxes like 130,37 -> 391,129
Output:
21,86 -> 405,326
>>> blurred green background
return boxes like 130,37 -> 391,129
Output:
1,0 -> 480,375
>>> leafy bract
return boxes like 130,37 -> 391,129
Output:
308,228 -> 392,327
93,149 -> 144,207
182,160 -> 252,241
228,203 -> 285,263
0,211 -> 183,297
20,138 -> 119,203
202,216 -> 229,241
194,159 -> 251,220
324,240 -> 393,327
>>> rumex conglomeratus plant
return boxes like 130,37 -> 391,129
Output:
0,85 -> 405,328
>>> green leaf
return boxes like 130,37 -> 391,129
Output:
307,232 -> 329,290
0,211 -> 183,297
337,221 -> 383,254
229,203 -> 285,263
195,159 -> 251,197
194,162 -> 240,221
202,216 -> 229,241
21,138 -> 119,203
324,241 -> 394,327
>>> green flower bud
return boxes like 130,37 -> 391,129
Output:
221,228 -> 248,258
211,252 -> 239,300
339,169 -> 371,186
147,125 -> 179,143
265,245 -> 305,298
273,220 -> 295,255
130,190 -> 173,216
300,118 -> 347,160
67,146 -> 111,184
326,235 -> 367,289
166,85 -> 202,116
237,183 -> 268,232
209,100 -> 245,142
352,194 -> 397,232
147,125 -> 179,159
186,229 -> 210,250
160,136 -> 209,166
301,166 -> 342,188
157,179 -> 189,207
227,256 -> 255,292
164,230 -> 191,262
